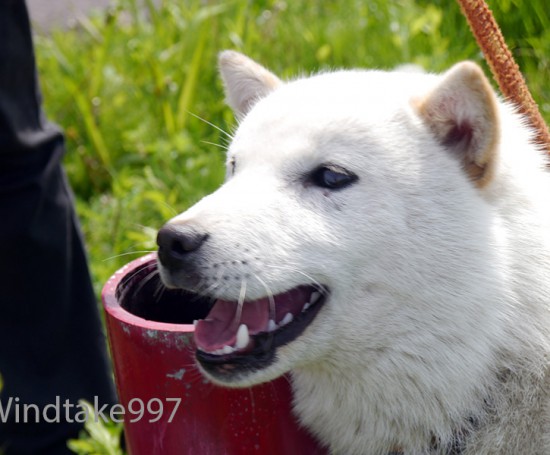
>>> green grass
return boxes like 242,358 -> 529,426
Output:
67,401 -> 124,455
32,1 -> 549,452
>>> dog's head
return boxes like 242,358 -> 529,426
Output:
157,51 -> 504,387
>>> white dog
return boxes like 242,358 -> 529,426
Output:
157,51 -> 550,454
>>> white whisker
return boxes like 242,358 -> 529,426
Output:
127,269 -> 160,301
103,250 -> 157,262
153,279 -> 167,302
201,140 -> 228,150
194,265 -> 227,298
187,111 -> 233,139
234,279 -> 247,325
253,273 -> 276,319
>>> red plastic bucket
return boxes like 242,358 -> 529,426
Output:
101,253 -> 327,455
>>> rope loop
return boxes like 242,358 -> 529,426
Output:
457,0 -> 550,152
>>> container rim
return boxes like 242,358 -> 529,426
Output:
101,252 -> 194,333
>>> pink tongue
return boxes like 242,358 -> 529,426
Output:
194,298 -> 269,351
194,287 -> 312,352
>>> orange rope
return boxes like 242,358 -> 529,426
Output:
457,0 -> 550,153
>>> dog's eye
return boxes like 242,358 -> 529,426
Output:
309,164 -> 358,190
227,156 -> 236,176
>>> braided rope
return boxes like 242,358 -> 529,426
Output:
457,0 -> 550,153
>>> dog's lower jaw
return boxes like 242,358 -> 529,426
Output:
194,346 -> 283,388
194,328 -> 332,389
195,358 -> 289,389
193,331 -> 296,387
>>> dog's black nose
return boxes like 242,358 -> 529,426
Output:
157,224 -> 208,268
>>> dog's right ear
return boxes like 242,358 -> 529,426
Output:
218,50 -> 282,119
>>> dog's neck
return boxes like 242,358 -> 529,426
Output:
392,428 -> 472,454
291,352 -> 486,454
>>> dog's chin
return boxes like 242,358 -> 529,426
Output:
183,283 -> 329,386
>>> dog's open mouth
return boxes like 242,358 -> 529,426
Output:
195,285 -> 328,374
118,257 -> 328,376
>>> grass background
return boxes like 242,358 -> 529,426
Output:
32,0 -> 548,452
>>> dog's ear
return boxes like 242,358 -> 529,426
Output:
414,62 -> 500,187
218,50 -> 282,119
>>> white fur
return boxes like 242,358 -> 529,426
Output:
163,51 -> 550,454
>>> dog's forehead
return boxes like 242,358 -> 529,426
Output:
229,70 -> 434,165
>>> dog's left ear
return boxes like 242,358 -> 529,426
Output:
414,62 -> 500,187
218,50 -> 282,119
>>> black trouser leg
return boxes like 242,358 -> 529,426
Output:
0,2 -> 117,454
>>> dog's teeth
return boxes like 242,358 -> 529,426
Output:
193,320 -> 198,327
235,324 -> 250,350
222,345 -> 235,355
268,319 -> 278,332
211,347 -> 226,355
210,345 -> 236,355
303,302 -> 310,312
310,291 -> 321,304
280,313 -> 293,326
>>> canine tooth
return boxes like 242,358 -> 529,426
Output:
235,324 -> 250,350
193,320 -> 198,327
310,291 -> 321,304
280,313 -> 293,326
268,319 -> 278,332
222,345 -> 235,355
302,302 -> 311,312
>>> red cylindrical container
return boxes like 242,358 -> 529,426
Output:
101,253 -> 327,455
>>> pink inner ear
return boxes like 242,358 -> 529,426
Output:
443,121 -> 474,151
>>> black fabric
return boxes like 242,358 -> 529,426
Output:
0,2 -> 117,454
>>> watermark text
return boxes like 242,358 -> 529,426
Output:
0,396 -> 181,424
